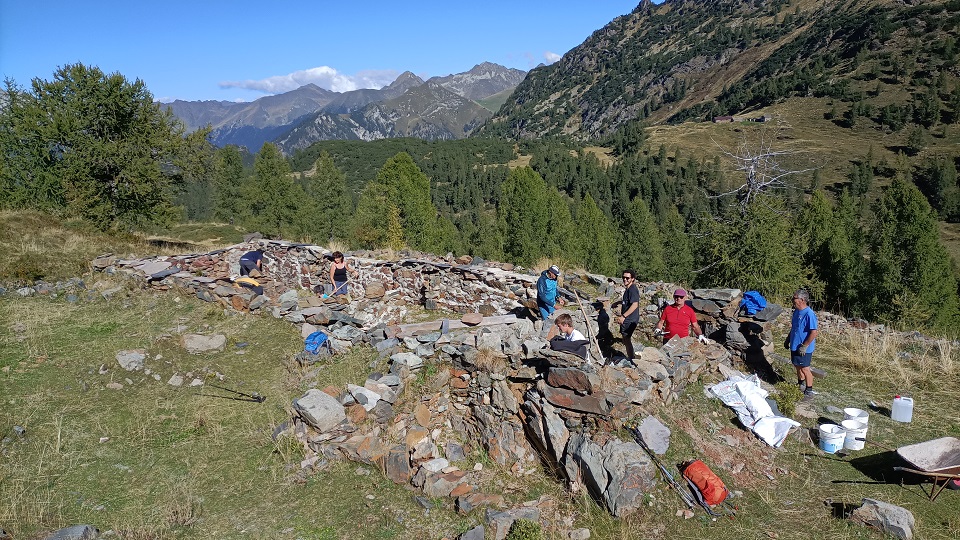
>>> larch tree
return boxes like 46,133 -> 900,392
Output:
574,194 -> 618,275
618,197 -> 666,281
0,63 -> 197,230
212,145 -> 248,224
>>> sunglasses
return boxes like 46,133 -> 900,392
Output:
622,276 -> 633,280
674,295 -> 685,299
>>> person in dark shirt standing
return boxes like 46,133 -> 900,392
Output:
329,251 -> 359,296
615,269 -> 641,359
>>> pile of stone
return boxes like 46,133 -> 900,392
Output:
283,301 -> 753,536
90,241 -> 554,328
86,243 -> 803,535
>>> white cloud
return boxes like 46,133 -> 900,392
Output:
544,51 -> 562,64
220,66 -> 400,94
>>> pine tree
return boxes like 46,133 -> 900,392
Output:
295,151 -> 351,243
574,194 -> 618,275
498,167 -> 550,265
212,146 -> 248,224
698,195 -> 810,299
246,143 -> 299,238
660,206 -> 694,284
0,63 -> 196,230
543,187 -> 577,262
618,197 -> 666,281
376,152 -> 441,252
352,181 -> 398,250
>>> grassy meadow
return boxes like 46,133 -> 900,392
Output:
1,216 -> 959,540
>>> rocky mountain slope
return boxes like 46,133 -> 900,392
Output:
162,63 -> 524,152
275,82 -> 493,153
481,0 -> 960,140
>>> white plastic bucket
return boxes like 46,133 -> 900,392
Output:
819,424 -> 845,454
841,419 -> 867,450
843,407 -> 869,427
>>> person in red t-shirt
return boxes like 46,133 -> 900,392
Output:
654,288 -> 705,343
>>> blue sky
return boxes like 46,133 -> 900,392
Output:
1,1 -> 640,103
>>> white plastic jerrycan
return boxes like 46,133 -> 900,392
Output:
891,395 -> 914,423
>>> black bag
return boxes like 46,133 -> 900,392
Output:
549,337 -> 590,360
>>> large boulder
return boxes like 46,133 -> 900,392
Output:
850,498 -> 916,540
293,389 -> 346,432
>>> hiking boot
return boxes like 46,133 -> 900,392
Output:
798,381 -> 807,392
803,388 -> 817,401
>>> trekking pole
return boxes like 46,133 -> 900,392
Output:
572,290 -> 605,365
629,426 -> 696,509
203,383 -> 266,403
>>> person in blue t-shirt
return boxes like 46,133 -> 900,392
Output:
788,289 -> 819,399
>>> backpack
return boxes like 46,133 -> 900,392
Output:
739,290 -> 767,316
304,331 -> 331,354
681,459 -> 729,506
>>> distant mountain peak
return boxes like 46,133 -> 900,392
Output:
388,71 -> 425,89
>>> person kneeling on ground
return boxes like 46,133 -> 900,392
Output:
239,248 -> 265,277
546,313 -> 591,363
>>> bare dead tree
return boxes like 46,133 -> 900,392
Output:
710,120 -> 819,214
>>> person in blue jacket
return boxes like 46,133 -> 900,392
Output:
536,265 -> 566,319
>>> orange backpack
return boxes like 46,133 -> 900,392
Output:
681,459 -> 729,506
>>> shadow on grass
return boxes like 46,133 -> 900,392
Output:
829,501 -> 860,519
146,238 -> 202,251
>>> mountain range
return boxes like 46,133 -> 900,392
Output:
161,62 -> 525,152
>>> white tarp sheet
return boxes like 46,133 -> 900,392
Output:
709,374 -> 800,448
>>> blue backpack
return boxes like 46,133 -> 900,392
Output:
739,291 -> 767,316
304,331 -> 331,354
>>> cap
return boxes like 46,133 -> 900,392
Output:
674,288 -> 687,297
548,265 -> 561,276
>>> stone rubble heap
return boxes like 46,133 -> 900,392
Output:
81,241 -> 802,538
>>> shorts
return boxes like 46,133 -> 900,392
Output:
620,321 -> 638,338
791,352 -> 812,367
332,280 -> 348,296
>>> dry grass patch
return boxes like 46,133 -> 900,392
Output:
828,330 -> 957,391
474,347 -> 508,374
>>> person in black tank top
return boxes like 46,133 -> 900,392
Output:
329,251 -> 358,296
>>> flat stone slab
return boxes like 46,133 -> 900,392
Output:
293,389 -> 346,432
182,333 -> 226,354
637,415 -> 671,455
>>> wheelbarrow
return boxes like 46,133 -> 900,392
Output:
891,436 -> 960,501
